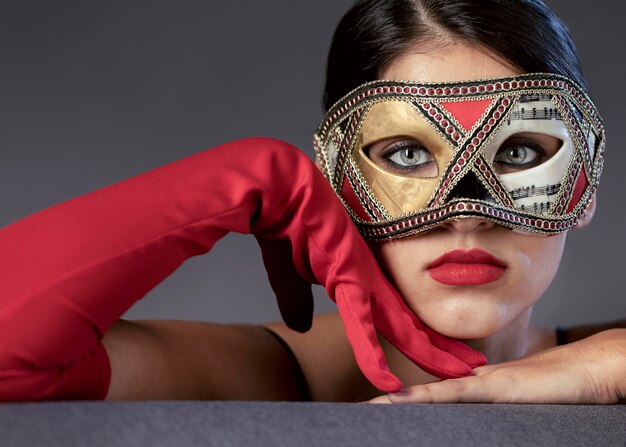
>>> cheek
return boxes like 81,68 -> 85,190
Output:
512,233 -> 566,295
372,238 -> 437,308
371,240 -> 423,292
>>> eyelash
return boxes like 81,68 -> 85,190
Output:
495,139 -> 547,164
381,141 -> 431,168
383,140 -> 409,152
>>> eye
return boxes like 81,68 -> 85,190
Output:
493,137 -> 547,174
366,139 -> 437,177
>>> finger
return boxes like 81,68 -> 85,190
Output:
256,238 -> 314,333
370,293 -> 474,379
368,395 -> 392,404
421,326 -> 487,368
388,369 -> 593,404
276,279 -> 314,333
380,288 -> 486,369
334,283 -> 403,393
388,376 -> 505,404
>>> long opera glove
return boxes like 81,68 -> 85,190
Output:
0,138 -> 485,400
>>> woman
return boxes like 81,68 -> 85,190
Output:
0,0 -> 624,403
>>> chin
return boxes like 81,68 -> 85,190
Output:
433,323 -> 503,340
427,320 -> 505,340
411,299 -> 514,340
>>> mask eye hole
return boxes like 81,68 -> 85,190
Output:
365,137 -> 439,178
493,133 -> 562,174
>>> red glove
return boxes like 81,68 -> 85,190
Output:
0,138 -> 485,400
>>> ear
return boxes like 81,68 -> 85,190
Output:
574,193 -> 596,229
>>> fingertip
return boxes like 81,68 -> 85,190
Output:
445,344 -> 487,369
368,370 -> 403,393
389,387 -> 411,398
465,350 -> 488,368
388,387 -> 428,404
284,312 -> 313,333
367,395 -> 392,404
421,326 -> 488,368
406,351 -> 473,380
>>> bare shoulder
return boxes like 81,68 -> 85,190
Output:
264,312 -> 378,401
264,312 -> 440,401
103,319 -> 309,400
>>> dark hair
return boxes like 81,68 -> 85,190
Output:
324,0 -> 586,110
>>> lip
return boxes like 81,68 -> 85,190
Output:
426,249 -> 507,285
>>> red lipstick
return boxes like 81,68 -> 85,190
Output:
426,249 -> 507,285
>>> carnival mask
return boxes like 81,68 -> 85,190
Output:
314,74 -> 605,240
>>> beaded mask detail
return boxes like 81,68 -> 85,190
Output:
314,74 -> 605,240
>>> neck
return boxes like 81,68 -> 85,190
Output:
462,308 -> 533,364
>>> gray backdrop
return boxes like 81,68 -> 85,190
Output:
0,0 -> 623,329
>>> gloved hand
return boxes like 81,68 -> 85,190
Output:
0,138 -> 485,400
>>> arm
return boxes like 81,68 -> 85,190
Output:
371,328 -> 626,404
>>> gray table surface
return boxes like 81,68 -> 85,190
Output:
1,401 -> 624,447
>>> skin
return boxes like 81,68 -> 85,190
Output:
102,41 -> 625,404
369,41 -> 567,359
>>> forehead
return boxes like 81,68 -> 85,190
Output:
381,43 -> 520,84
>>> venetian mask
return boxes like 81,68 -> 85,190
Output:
314,74 -> 605,240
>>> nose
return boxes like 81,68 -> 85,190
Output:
442,216 -> 495,233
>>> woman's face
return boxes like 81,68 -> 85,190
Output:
371,42 -> 567,339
